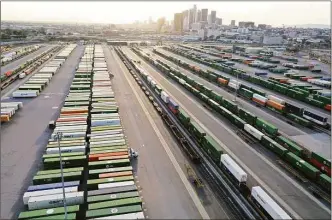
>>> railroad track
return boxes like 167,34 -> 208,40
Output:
1,46 -> 63,91
116,47 -> 261,220
236,129 -> 257,144
312,125 -> 331,136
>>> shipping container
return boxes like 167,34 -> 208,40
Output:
261,136 -> 288,157
285,152 -> 320,179
255,118 -> 278,136
201,135 -> 223,162
86,204 -> 142,219
238,108 -> 257,125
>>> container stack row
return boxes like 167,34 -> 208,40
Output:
1,44 -> 42,66
85,45 -> 145,220
17,46 -> 88,220
56,44 -> 78,59
13,44 -> 77,98
1,101 -> 23,122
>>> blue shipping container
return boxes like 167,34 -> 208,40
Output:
168,98 -> 179,110
255,72 -> 268,76
27,181 -> 80,192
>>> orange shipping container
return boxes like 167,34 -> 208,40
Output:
99,171 -> 133,179
217,78 -> 228,85
88,151 -> 128,161
266,100 -> 284,111
1,115 -> 10,122
5,71 -> 13,77
194,66 -> 200,72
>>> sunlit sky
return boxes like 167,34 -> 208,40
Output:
1,1 -> 330,27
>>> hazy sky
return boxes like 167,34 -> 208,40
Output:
1,1 -> 330,26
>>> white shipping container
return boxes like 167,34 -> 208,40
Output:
98,181 -> 135,189
1,108 -> 15,117
253,94 -> 268,103
228,82 -> 240,90
89,139 -> 126,147
23,186 -> 78,205
87,129 -> 123,137
179,79 -> 186,85
267,95 -> 285,105
46,146 -> 86,154
147,76 -> 152,83
220,154 -> 247,183
12,90 -> 39,98
92,212 -> 145,220
28,191 -> 84,210
251,186 -> 292,220
244,124 -> 264,141
2,103 -> 19,110
161,91 -> 170,103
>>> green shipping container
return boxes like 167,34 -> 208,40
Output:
229,113 -> 246,129
18,205 -> 79,219
87,176 -> 134,190
285,152 -> 320,179
88,159 -> 131,169
88,191 -> 139,203
239,88 -> 254,99
88,197 -> 142,210
304,97 -> 325,108
210,91 -> 223,104
178,109 -> 190,128
221,99 -> 238,114
318,174 -> 331,191
201,135 -> 223,163
285,113 -> 311,127
238,108 -> 257,125
199,93 -> 209,103
255,118 -> 278,136
249,87 -> 266,97
276,136 -> 303,156
33,213 -> 76,220
261,136 -> 288,157
43,155 -> 87,169
188,121 -> 206,142
33,171 -> 82,185
86,204 -> 142,219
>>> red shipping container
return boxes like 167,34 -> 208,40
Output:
89,151 -> 128,161
168,104 -> 179,115
310,158 -> 331,176
324,104 -> 331,111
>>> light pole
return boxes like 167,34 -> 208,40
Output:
232,71 -> 238,103
54,131 -> 67,220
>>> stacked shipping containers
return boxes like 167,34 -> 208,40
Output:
85,45 -> 144,219
17,45 -> 87,220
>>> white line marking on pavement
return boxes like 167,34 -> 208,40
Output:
112,48 -> 210,220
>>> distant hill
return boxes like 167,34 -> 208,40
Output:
286,24 -> 330,29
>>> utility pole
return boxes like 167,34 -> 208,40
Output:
54,131 -> 67,220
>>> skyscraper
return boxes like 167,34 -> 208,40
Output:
201,9 -> 208,22
189,8 -> 195,28
231,20 -> 235,26
193,4 -> 197,23
174,13 -> 183,32
196,10 -> 201,22
211,10 -> 217,24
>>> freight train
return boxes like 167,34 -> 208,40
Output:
117,48 -> 294,220
132,48 -> 331,192
163,46 -> 331,113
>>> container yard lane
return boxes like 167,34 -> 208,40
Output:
1,45 -> 54,75
104,45 -> 228,219
122,47 -> 331,220
147,48 -> 310,136
160,48 -> 331,121
0,45 -> 84,220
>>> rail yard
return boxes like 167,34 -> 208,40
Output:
0,42 -> 331,220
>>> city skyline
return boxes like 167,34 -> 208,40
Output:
1,1 -> 330,27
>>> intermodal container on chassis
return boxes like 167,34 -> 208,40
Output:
90,211 -> 145,220
23,186 -> 78,205
86,204 -> 143,219
33,171 -> 82,185
27,181 -> 80,192
87,176 -> 134,190
28,191 -> 84,210
88,159 -> 131,170
252,93 -> 267,106
88,197 -> 142,210
220,154 -> 247,184
18,205 -> 79,219
251,186 -> 291,220
87,191 -> 139,203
